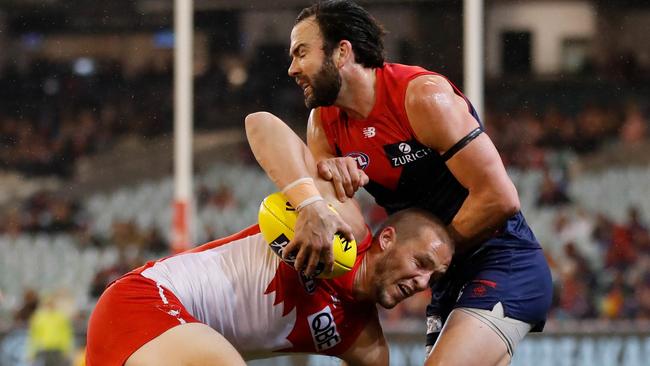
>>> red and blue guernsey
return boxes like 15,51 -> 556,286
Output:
318,63 -> 552,337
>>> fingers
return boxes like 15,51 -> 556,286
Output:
292,242 -> 333,277
282,239 -> 300,264
330,169 -> 349,202
337,158 -> 355,198
344,157 -> 362,195
320,244 -> 334,275
286,237 -> 336,277
317,160 -> 333,180
303,252 -> 320,277
319,157 -> 366,202
300,242 -> 335,277
282,187 -> 356,277
331,158 -> 357,201
338,221 -> 355,243
358,170 -> 369,186
292,241 -> 309,274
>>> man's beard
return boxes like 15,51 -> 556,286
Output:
371,257 -> 399,309
304,57 -> 341,109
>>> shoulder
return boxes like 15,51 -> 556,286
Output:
404,74 -> 477,151
308,108 -> 322,128
307,109 -> 323,139
405,74 -> 456,108
313,105 -> 342,122
307,108 -> 335,155
404,74 -> 461,134
381,63 -> 436,91
384,62 -> 432,76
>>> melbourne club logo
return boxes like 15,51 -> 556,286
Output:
362,126 -> 376,138
345,152 -> 370,170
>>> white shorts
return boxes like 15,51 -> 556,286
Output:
425,302 -> 532,358
456,302 -> 532,356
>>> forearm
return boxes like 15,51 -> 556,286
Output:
246,111 -> 363,274
448,191 -> 518,251
245,111 -> 314,189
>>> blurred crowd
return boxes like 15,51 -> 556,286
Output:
1,58 -> 648,178
0,189 -> 168,255
0,59 -> 174,178
0,191 -> 84,235
548,206 -> 650,320
1,55 -> 650,366
488,102 -> 648,169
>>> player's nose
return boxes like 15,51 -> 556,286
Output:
413,274 -> 429,292
288,58 -> 300,77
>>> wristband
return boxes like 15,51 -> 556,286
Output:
282,177 -> 323,211
296,195 -> 324,211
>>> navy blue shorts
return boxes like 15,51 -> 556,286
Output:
425,244 -> 553,346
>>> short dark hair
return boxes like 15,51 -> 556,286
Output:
376,208 -> 452,248
296,0 -> 386,68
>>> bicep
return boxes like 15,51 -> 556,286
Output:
405,75 -> 479,154
445,133 -> 516,198
405,76 -> 515,197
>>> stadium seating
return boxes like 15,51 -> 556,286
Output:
2,161 -> 650,324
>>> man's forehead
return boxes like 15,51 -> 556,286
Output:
290,18 -> 322,51
429,239 -> 452,266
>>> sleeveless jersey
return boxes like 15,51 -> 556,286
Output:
319,63 -> 538,249
132,225 -> 375,359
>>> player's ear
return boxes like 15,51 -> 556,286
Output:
378,226 -> 396,251
336,40 -> 353,68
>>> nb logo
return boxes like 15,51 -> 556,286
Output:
362,127 -> 376,138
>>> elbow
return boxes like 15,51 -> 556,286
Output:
499,185 -> 521,218
245,111 -> 283,152
478,184 -> 520,220
245,111 -> 274,139
502,196 -> 520,217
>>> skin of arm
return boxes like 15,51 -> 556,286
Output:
340,316 -> 389,366
246,111 -> 385,364
404,75 -> 520,251
245,111 -> 360,275
309,110 -> 369,202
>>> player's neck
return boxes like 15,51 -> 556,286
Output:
336,66 -> 376,120
352,245 -> 379,302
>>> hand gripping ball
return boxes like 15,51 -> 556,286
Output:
258,192 -> 357,278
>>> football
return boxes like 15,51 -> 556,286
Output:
258,192 -> 357,279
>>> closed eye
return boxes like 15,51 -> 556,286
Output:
416,254 -> 436,270
290,44 -> 307,59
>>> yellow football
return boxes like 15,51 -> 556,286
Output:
258,192 -> 357,279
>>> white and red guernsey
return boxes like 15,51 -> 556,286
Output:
131,224 -> 375,359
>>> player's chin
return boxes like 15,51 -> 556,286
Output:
305,95 -> 318,109
377,292 -> 400,309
